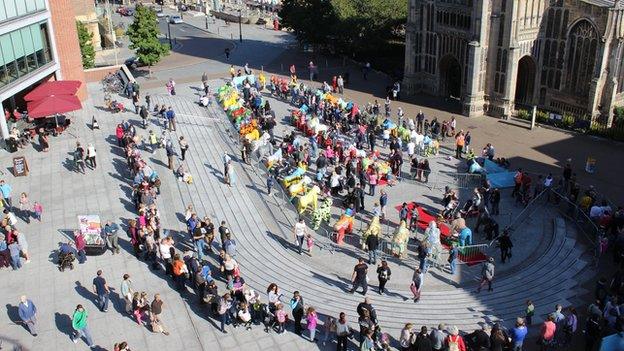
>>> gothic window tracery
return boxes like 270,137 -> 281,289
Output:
565,20 -> 598,98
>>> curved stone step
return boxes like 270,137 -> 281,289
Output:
162,95 -> 590,333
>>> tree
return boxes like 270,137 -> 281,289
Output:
279,0 -> 406,54
279,0 -> 338,48
126,5 -> 169,74
76,21 -> 95,69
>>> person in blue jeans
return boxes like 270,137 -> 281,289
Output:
8,241 -> 21,270
0,180 -> 12,210
71,304 -> 94,347
510,317 -> 528,350
448,244 -> 459,275
218,293 -> 232,333
92,270 -> 110,312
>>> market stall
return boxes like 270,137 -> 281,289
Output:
77,215 -> 106,255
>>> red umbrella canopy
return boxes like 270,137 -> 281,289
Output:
24,80 -> 82,101
27,94 -> 82,118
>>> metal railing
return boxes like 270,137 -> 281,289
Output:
505,187 -> 603,267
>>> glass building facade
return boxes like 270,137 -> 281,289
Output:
0,0 -> 47,23
0,21 -> 53,88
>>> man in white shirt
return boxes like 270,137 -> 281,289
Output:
293,218 -> 307,255
407,140 -> 416,158
159,237 -> 174,274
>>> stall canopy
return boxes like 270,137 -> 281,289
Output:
27,94 -> 82,118
24,80 -> 82,101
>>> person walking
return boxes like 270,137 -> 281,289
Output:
150,294 -> 170,335
179,136 -> 189,161
18,295 -> 38,336
103,220 -> 121,255
70,304 -> 95,348
266,174 -> 274,195
290,291 -> 305,335
0,180 -> 12,209
120,274 -> 134,314
410,268 -> 423,302
498,231 -> 513,263
349,258 -> 369,294
74,142 -> 86,173
335,312 -> 351,351
510,317 -> 528,351
366,232 -> 379,264
376,260 -> 391,294
8,240 -> 21,270
92,269 -> 110,312
86,144 -> 97,169
455,132 -> 465,159
337,75 -> 344,94
379,190 -> 388,219
306,307 -> 318,342
166,140 -> 175,170
293,218 -> 307,254
448,243 -> 459,274
476,257 -> 495,293
218,293 -> 233,333
539,315 -> 557,350
225,160 -> 236,187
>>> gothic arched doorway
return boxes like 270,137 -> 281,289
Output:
515,56 -> 537,105
439,55 -> 462,99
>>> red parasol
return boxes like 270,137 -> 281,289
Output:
27,94 -> 82,118
24,80 -> 82,101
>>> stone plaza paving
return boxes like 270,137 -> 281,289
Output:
0,81 -> 593,351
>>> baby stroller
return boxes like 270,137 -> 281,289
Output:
261,305 -> 277,333
57,251 -> 75,272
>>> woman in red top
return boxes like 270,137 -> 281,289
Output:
540,314 -> 557,349
445,326 -> 466,351
115,124 -> 124,147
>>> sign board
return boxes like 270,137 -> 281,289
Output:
77,215 -> 105,245
12,156 -> 28,177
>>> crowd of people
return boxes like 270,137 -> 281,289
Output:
2,55 -> 623,350
212,63 -> 624,350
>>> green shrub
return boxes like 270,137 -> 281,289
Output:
614,106 -> 624,121
517,109 -> 530,120
536,111 -> 549,123
562,113 -> 575,128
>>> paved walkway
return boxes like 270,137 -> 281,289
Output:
0,74 -> 596,350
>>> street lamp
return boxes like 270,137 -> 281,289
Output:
238,9 -> 242,43
166,15 -> 172,48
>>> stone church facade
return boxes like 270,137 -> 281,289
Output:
403,0 -> 624,125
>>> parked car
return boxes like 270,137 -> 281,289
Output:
169,15 -> 183,24
117,7 -> 134,16
155,10 -> 166,18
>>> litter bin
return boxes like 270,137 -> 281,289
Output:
5,138 -> 17,153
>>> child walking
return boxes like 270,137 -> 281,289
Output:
306,234 -> 314,256
32,202 -> 43,222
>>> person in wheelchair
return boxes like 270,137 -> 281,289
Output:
57,242 -> 77,272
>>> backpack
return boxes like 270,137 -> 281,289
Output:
448,335 -> 460,351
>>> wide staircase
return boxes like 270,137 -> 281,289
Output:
154,93 -> 592,335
